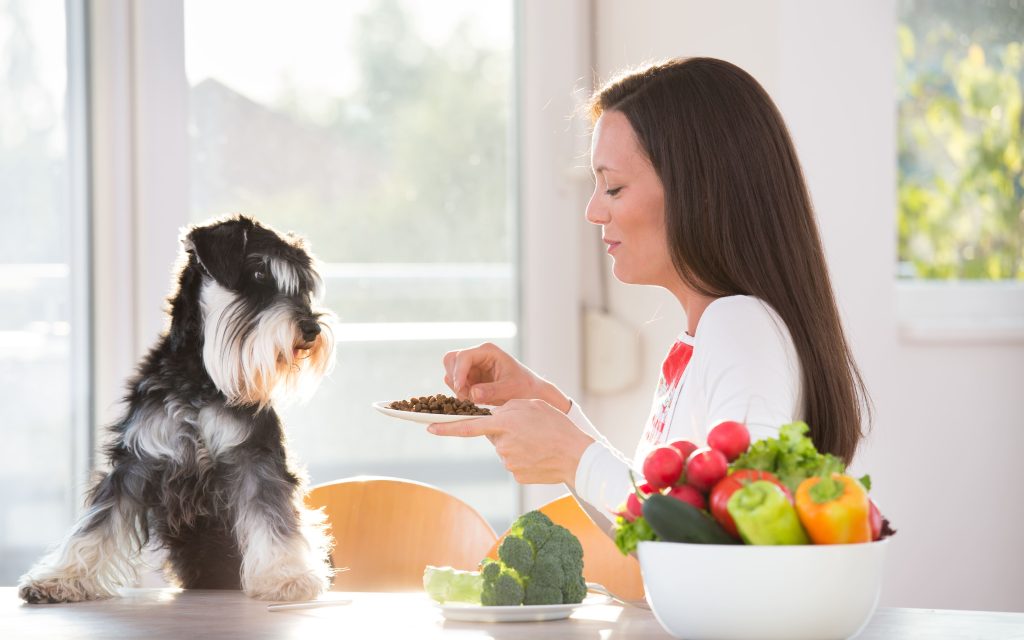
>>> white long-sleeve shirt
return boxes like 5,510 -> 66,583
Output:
569,295 -> 803,524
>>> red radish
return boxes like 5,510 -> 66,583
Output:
642,446 -> 685,490
665,484 -> 707,510
707,421 -> 751,461
625,492 -> 643,521
709,469 -> 791,538
685,447 -> 729,492
869,499 -> 882,541
668,439 -> 699,462
613,503 -> 633,522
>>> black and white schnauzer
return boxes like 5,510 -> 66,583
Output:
19,215 -> 336,603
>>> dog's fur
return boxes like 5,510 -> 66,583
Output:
18,215 -> 336,603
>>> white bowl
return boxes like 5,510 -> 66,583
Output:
637,539 -> 888,640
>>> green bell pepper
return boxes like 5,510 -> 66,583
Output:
726,480 -> 809,545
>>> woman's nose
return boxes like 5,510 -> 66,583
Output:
585,190 -> 608,225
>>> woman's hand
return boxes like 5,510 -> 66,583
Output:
442,342 -> 570,412
428,399 -> 594,486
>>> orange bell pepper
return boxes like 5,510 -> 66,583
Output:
794,473 -> 871,544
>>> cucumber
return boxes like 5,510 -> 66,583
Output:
642,493 -> 738,544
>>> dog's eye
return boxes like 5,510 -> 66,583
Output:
253,268 -> 267,282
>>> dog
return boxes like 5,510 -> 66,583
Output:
18,215 -> 336,603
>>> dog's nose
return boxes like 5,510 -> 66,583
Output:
299,319 -> 321,342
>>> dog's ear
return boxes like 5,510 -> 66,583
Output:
183,217 -> 252,289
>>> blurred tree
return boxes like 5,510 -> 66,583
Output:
189,0 -> 512,265
898,0 -> 1023,279
0,0 -> 68,263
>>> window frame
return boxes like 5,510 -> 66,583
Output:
896,281 -> 1024,343
86,0 -> 593,512
894,2 -> 1024,345
88,0 -> 190,433
66,0 -> 93,511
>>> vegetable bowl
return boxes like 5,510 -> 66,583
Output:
638,538 -> 889,640
612,421 -> 897,640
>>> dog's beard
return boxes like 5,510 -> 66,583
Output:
201,281 -> 335,409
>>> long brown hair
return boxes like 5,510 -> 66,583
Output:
589,57 -> 871,462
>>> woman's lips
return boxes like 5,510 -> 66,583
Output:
605,240 -> 621,254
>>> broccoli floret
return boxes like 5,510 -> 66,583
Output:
524,583 -> 563,605
497,534 -> 534,576
535,526 -> 585,604
480,510 -> 587,607
523,556 -> 565,605
562,575 -> 587,604
513,511 -> 554,549
481,558 -> 502,581
480,559 -> 525,606
529,555 -> 564,588
539,527 -> 584,585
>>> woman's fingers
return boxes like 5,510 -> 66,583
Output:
468,381 -> 503,405
451,349 -> 486,398
427,417 -> 502,438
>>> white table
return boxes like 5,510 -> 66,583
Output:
1,588 -> 1022,639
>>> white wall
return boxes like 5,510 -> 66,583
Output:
584,0 -> 1024,612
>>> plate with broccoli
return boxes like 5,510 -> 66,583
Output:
424,511 -> 611,622
436,592 -> 612,623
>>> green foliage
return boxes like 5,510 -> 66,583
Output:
0,2 -> 73,262
191,0 -> 512,265
731,422 -> 845,494
897,0 -> 1024,279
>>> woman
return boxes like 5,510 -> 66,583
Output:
428,57 -> 871,522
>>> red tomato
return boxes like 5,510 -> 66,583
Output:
869,499 -> 882,541
709,469 -> 791,538
685,448 -> 729,492
707,421 -> 751,461
642,446 -> 685,490
668,439 -> 699,463
665,484 -> 707,510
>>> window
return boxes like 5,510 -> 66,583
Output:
184,0 -> 518,530
896,0 -> 1024,339
0,0 -> 90,584
897,0 -> 1023,279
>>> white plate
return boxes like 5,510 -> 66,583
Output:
372,401 -> 496,424
437,593 -> 612,623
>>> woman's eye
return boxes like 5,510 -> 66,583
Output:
606,187 -> 623,196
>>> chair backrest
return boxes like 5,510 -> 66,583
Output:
486,493 -> 645,600
306,476 -> 498,591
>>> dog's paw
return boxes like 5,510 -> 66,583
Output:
246,570 -> 327,602
18,576 -> 111,604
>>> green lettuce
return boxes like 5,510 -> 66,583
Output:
613,514 -> 656,556
731,422 -> 845,493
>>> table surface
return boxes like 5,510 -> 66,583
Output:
2,588 -> 1023,639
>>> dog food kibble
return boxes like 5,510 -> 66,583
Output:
389,394 -> 491,416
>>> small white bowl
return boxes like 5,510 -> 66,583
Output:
638,539 -> 889,640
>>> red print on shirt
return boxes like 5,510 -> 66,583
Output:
662,341 -> 693,388
644,339 -> 694,445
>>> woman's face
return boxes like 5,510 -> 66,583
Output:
586,110 -> 678,290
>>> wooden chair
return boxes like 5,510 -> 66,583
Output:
306,476 -> 498,591
485,493 -> 645,600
